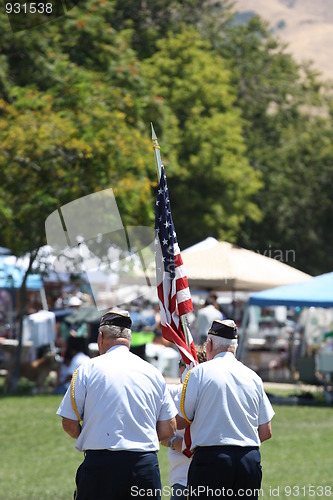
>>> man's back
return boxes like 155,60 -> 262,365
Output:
57,345 -> 175,451
82,347 -> 168,448
183,352 -> 269,448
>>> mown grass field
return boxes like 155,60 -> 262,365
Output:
0,392 -> 332,500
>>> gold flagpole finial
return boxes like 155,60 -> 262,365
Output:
151,123 -> 162,181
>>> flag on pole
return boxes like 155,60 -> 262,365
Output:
155,166 -> 198,366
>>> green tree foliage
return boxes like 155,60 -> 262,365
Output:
217,17 -> 333,274
0,3 -> 155,260
0,2 -> 261,258
141,28 -> 262,248
109,0 -> 235,58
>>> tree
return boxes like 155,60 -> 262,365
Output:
0,0 -> 162,254
218,16 -> 333,274
109,0 -> 235,58
139,27 -> 263,248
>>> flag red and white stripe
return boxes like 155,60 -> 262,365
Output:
155,166 -> 198,366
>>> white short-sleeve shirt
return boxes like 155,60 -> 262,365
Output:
57,345 -> 177,452
175,352 -> 274,449
167,384 -> 191,487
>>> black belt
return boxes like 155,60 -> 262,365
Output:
85,449 -> 157,456
85,449 -> 113,456
195,445 -> 259,452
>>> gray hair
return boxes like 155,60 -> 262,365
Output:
208,334 -> 238,352
99,324 -> 132,342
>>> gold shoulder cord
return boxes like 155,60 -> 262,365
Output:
70,368 -> 82,422
180,370 -> 193,424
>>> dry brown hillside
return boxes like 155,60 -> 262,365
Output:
234,0 -> 333,81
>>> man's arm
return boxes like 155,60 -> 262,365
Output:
62,417 -> 81,439
156,417 -> 176,442
258,421 -> 272,443
176,413 -> 190,430
160,435 -> 183,452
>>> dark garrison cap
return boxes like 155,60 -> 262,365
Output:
208,319 -> 238,339
99,308 -> 132,329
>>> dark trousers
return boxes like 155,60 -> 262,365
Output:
170,483 -> 187,500
187,446 -> 262,499
74,450 -> 161,500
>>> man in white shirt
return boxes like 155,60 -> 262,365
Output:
195,295 -> 224,345
57,308 -> 177,500
175,319 -> 274,499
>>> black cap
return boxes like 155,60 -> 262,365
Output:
208,319 -> 238,339
99,308 -> 132,329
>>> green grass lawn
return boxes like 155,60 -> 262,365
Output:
0,394 -> 332,500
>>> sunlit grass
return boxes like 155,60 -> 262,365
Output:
0,394 -> 332,500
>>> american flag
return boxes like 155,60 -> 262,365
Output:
155,166 -> 198,366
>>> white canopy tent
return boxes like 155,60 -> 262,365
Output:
182,238 -> 311,291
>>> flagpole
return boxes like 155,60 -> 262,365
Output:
151,123 -> 192,350
151,123 -> 162,180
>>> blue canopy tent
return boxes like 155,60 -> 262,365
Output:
248,272 -> 333,308
0,259 -> 43,290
